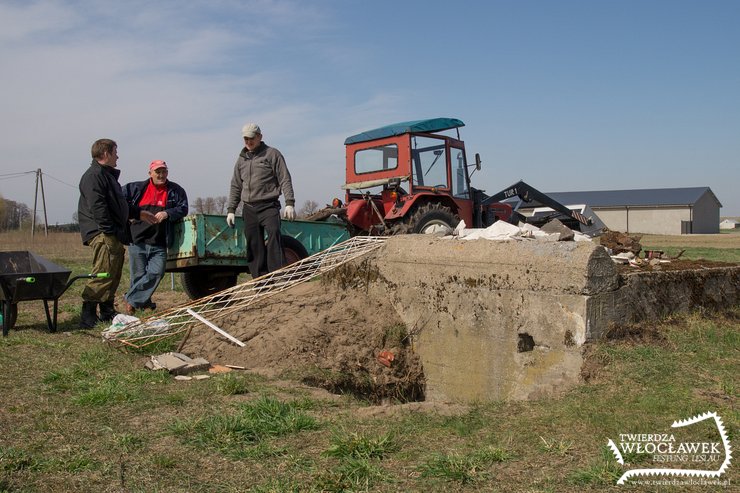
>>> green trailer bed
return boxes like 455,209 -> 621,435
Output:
166,214 -> 350,299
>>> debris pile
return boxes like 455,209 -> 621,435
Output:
145,352 -> 210,375
451,218 -> 592,242
599,230 -> 642,255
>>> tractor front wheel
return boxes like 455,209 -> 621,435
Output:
392,203 -> 460,235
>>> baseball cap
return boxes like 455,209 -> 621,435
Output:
149,160 -> 167,171
242,123 -> 261,138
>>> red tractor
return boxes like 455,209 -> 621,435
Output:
339,117 -> 593,235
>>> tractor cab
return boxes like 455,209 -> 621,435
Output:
342,118 -> 476,234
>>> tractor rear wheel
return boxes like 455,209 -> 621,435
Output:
393,203 -> 460,235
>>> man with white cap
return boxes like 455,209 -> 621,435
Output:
122,160 -> 188,313
226,123 -> 295,279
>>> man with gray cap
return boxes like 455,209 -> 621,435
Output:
226,123 -> 295,279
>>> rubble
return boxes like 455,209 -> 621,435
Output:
145,352 -> 210,375
599,230 -> 642,255
450,219 -> 591,242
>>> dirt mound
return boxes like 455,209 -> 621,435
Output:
180,276 -> 425,403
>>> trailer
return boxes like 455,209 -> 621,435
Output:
166,214 -> 351,299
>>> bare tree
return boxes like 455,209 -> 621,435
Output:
298,200 -> 319,218
215,196 -> 227,214
192,197 -> 205,214
192,196 -> 228,215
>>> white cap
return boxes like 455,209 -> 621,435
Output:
241,123 -> 261,138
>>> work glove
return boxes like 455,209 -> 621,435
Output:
226,212 -> 236,228
283,205 -> 295,221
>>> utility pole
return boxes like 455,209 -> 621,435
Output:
39,170 -> 49,236
32,169 -> 38,236
31,168 -> 49,237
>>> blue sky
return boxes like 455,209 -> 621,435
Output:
1,0 -> 738,225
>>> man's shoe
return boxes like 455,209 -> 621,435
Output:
80,301 -> 99,328
98,300 -> 118,322
143,300 -> 157,311
124,301 -> 136,316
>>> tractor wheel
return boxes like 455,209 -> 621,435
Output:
181,270 -> 239,300
1,302 -> 18,335
393,203 -> 460,235
281,235 -> 309,265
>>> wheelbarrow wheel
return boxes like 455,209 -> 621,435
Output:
181,270 -> 239,301
1,301 -> 18,334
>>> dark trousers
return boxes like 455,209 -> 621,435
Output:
81,233 -> 125,302
242,202 -> 283,278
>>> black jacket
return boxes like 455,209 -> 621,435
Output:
78,161 -> 141,245
122,179 -> 189,247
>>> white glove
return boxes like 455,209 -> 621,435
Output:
283,205 -> 295,221
226,212 -> 236,227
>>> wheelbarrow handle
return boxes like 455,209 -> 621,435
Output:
63,272 -> 110,291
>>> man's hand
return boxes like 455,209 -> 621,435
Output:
140,210 -> 157,224
226,212 -> 236,227
283,205 -> 295,221
154,211 -> 168,223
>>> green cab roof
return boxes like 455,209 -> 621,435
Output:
344,117 -> 465,145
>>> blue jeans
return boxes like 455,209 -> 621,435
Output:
126,243 -> 167,308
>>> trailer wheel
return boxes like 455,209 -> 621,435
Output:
1,302 -> 18,334
281,235 -> 309,265
179,237 -> 309,300
393,203 -> 460,235
181,270 -> 239,300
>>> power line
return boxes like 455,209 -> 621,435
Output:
0,175 -> 34,182
0,171 -> 35,179
41,172 -> 77,189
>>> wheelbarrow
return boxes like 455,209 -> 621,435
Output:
0,251 -> 109,336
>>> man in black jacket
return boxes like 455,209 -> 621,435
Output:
122,160 -> 188,313
77,139 -> 155,328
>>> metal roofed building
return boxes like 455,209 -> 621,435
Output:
525,187 -> 722,235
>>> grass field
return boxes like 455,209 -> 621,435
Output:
0,231 -> 738,492
641,232 -> 740,263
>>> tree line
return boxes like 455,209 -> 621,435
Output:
0,194 -> 327,233
0,195 -> 33,232
191,196 -> 321,218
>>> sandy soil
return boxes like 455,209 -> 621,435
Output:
180,277 -> 425,403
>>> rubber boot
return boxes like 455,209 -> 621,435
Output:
98,300 -> 118,323
80,301 -> 100,329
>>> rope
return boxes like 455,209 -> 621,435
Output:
103,236 -> 387,348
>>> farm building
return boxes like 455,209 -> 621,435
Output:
720,219 -> 739,230
520,187 -> 722,235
